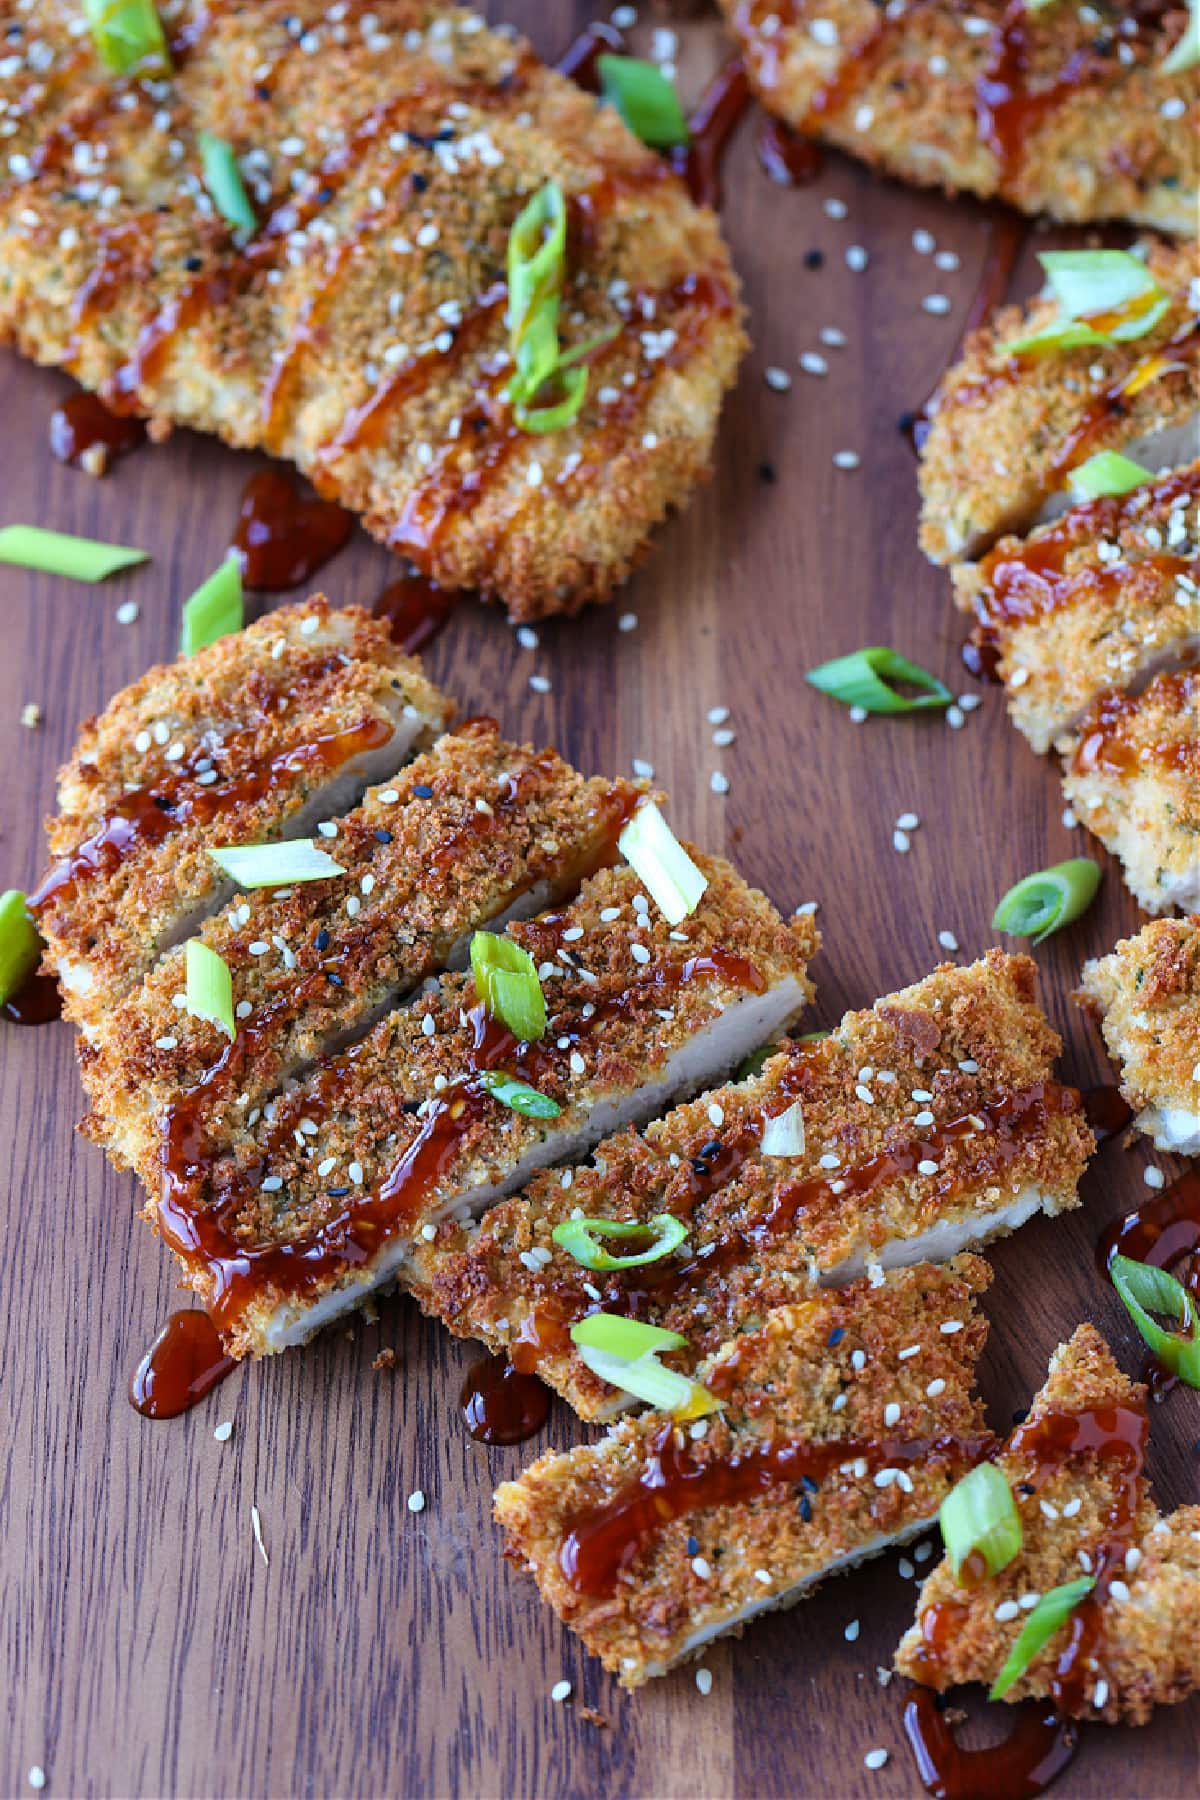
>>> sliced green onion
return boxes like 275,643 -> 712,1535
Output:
617,800 -> 708,925
206,840 -> 345,888
0,889 -> 44,1005
83,0 -> 171,75
1000,251 -> 1169,357
471,931 -> 547,1042
989,1577 -> 1095,1700
736,1042 -> 780,1081
185,939 -> 235,1041
180,557 -> 244,655
571,1312 -> 720,1419
1110,1254 -> 1200,1388
198,132 -> 257,234
551,1213 -> 688,1270
992,859 -> 1100,945
1070,450 -> 1152,501
598,54 -> 689,149
806,647 -> 952,715
572,1313 -> 685,1359
506,180 -> 601,434
1162,1 -> 1199,75
939,1463 -> 1023,1586
760,1100 -> 805,1158
0,524 -> 148,583
480,1068 -> 562,1119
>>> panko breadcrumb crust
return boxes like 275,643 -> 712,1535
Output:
895,1325 -> 1200,1725
0,1 -> 746,619
494,1257 -> 992,1686
1079,918 -> 1200,1139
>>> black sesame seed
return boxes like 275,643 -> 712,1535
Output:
318,186 -> 334,203
800,1475 -> 818,1494
152,795 -> 173,812
1017,1482 -> 1035,1496
686,1535 -> 699,1556
803,248 -> 824,270
315,929 -> 330,952
411,172 -> 428,194
374,829 -> 393,843
897,410 -> 915,436
799,1494 -> 813,1522
326,972 -> 343,986
255,84 -> 271,101
698,1139 -> 721,1160
412,783 -> 434,799
757,462 -> 777,484
326,1186 -> 350,1197
827,1326 -> 844,1347
185,255 -> 203,272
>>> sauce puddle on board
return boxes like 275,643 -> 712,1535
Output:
904,1689 -> 1080,1800
129,1310 -> 236,1420
232,470 -> 354,590
50,391 -> 145,472
3,971 -> 64,1027
460,1352 -> 551,1445
372,572 -> 460,654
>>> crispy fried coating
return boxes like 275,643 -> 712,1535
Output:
0,3 -> 745,619
1080,917 -> 1200,1152
494,1257 -> 992,1686
723,1 -> 1198,232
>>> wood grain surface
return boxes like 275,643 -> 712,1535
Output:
2,6 -> 1197,1796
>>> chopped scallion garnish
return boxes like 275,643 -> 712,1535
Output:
185,939 -> 235,1041
198,132 -> 257,235
180,557 -> 244,655
0,524 -> 148,583
207,840 -> 346,888
617,800 -> 708,925
1162,1 -> 1199,74
0,889 -> 44,1006
571,1312 -> 720,1419
805,647 -> 952,715
471,931 -> 547,1042
479,1068 -> 562,1119
1069,449 -> 1152,501
506,181 -> 612,433
760,1100 -> 805,1158
736,1042 -> 779,1081
992,860 -> 1100,945
1109,1254 -> 1200,1388
83,0 -> 171,75
551,1213 -> 688,1270
989,1577 -> 1095,1700
939,1462 -> 1023,1585
999,250 -> 1169,357
598,54 -> 689,149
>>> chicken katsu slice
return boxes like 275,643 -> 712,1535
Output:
153,856 -> 820,1357
953,464 -> 1200,755
77,719 -> 643,1187
31,599 -> 451,1029
723,1 -> 1198,233
896,1324 -> 1200,1724
0,3 -> 745,620
409,951 -> 1091,1420
494,1256 -> 992,1686
919,239 -> 1199,566
1079,919 -> 1200,1153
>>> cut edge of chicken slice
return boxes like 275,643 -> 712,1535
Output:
1078,918 -> 1200,1154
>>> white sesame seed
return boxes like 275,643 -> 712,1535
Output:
898,1345 -> 921,1360
823,196 -> 847,219
994,1599 -> 1020,1622
710,771 -> 730,794
691,1555 -> 712,1578
408,1489 -> 426,1513
712,727 -> 736,747
115,601 -> 139,625
1125,1546 -> 1142,1572
849,704 -> 867,723
764,365 -> 792,391
896,812 -> 919,832
958,1060 -> 978,1075
946,704 -> 965,729
1093,1679 -> 1110,1709
569,1051 -> 586,1075
856,1084 -> 875,1105
833,449 -> 862,472
844,1618 -> 861,1641
529,673 -> 551,693
348,1161 -> 364,1184
707,706 -> 730,724
851,1349 -> 866,1371
317,821 -> 338,838
631,942 -> 651,965
934,250 -> 960,272
516,625 -> 538,650
1144,1166 -> 1165,1189
912,229 -> 935,254
864,1750 -> 888,1772
914,1111 -> 935,1128
551,1679 -> 572,1703
940,1320 -> 963,1334
937,931 -> 959,952
618,611 -> 638,632
922,294 -> 952,315
28,1770 -> 46,1792
799,351 -> 828,376
214,1421 -> 234,1443
378,788 -> 399,804
845,245 -> 868,272
248,940 -> 269,956
695,1667 -> 713,1695
1063,1498 -> 1082,1518
1019,1592 -> 1041,1610
1108,1580 -> 1130,1604
820,326 -> 847,347
926,1377 -> 946,1398
893,829 -> 911,854
632,758 -> 654,779
898,1557 -> 914,1579
884,1402 -> 901,1427
261,1175 -> 283,1193
708,1102 -> 725,1127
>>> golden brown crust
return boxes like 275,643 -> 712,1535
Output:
1079,917 -> 1200,1133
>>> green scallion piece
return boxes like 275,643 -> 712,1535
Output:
1070,450 -> 1152,501
1110,1254 -> 1200,1388
805,647 -> 952,715
598,54 -> 690,149
470,931 -> 547,1042
939,1463 -> 1023,1585
180,557 -> 244,655
506,180 -> 602,434
1162,1 -> 1199,74
1000,250 -> 1169,357
83,0 -> 171,75
736,1042 -> 780,1081
206,840 -> 345,888
0,889 -> 44,1006
0,524 -> 148,583
479,1068 -> 561,1119
989,1577 -> 1095,1700
992,859 -> 1100,945
184,939 -> 235,1041
198,131 -> 257,235
617,800 -> 708,925
551,1213 -> 688,1270
571,1312 -> 720,1419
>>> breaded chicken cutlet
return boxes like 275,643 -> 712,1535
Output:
895,1324 -> 1200,1724
1080,917 -> 1200,1153
494,1256 -> 992,1686
0,2 -> 745,621
409,951 -> 1092,1420
723,1 -> 1198,233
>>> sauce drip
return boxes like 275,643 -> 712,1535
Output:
49,391 -> 145,471
232,470 -> 354,590
670,59 -> 752,209
128,1310 -> 236,1419
460,1352 -> 550,1445
554,19 -> 624,90
903,1690 -> 1079,1800
373,572 -> 461,654
2,971 -> 64,1027
1081,1085 -> 1132,1144
755,117 -> 822,187
1071,669 -> 1200,782
1097,1168 -> 1200,1398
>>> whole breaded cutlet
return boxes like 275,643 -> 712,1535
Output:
1080,917 -> 1200,1153
0,2 -> 746,619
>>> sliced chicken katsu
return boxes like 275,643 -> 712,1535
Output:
0,2 -> 745,620
1080,918 -> 1200,1153
895,1325 -> 1200,1724
919,239 -> 1199,566
494,1256 -> 992,1686
32,599 -> 450,1029
723,1 -> 1198,233
151,856 -> 819,1357
78,719 -> 643,1187
953,463 -> 1200,755
409,951 -> 1092,1420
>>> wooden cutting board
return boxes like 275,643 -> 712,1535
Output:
2,5 -> 1196,1794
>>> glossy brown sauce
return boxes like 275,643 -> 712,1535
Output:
460,1352 -> 550,1444
670,59 -> 752,210
1070,669 -> 1200,780
2,971 -> 64,1027
128,1310 -> 236,1420
904,1690 -> 1079,1800
755,116 -> 822,187
553,19 -> 624,89
50,391 -> 145,471
373,573 -> 461,654
1047,318 -> 1200,487
232,470 -> 354,590
1080,1084 -> 1133,1144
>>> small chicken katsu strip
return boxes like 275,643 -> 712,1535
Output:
722,1 -> 1197,234
953,464 -> 1200,755
32,600 -> 450,1028
896,1325 -> 1200,1724
0,3 -> 745,619
494,1257 -> 992,1686
78,719 -> 642,1186
1080,919 -> 1200,1153
919,239 -> 1199,566
410,952 -> 1091,1420
152,856 -> 819,1357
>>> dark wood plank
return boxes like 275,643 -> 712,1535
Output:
1,6 -> 1196,1795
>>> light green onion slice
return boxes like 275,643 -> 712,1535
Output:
571,1312 -> 720,1419
1110,1254 -> 1200,1388
1000,250 -> 1169,357
0,524 -> 148,583
470,931 -> 547,1042
1162,1 -> 1199,74
185,939 -> 235,1041
939,1462 -> 1023,1585
1070,450 -> 1152,501
0,889 -> 44,1006
551,1213 -> 688,1270
83,0 -> 171,75
206,840 -> 345,888
506,180 -> 607,434
992,859 -> 1100,945
990,1577 -> 1095,1700
480,1068 -> 562,1119
598,54 -> 689,149
736,1042 -> 780,1081
617,800 -> 708,925
806,647 -> 952,715
760,1100 -> 805,1158
180,557 -> 244,655
198,131 -> 257,234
